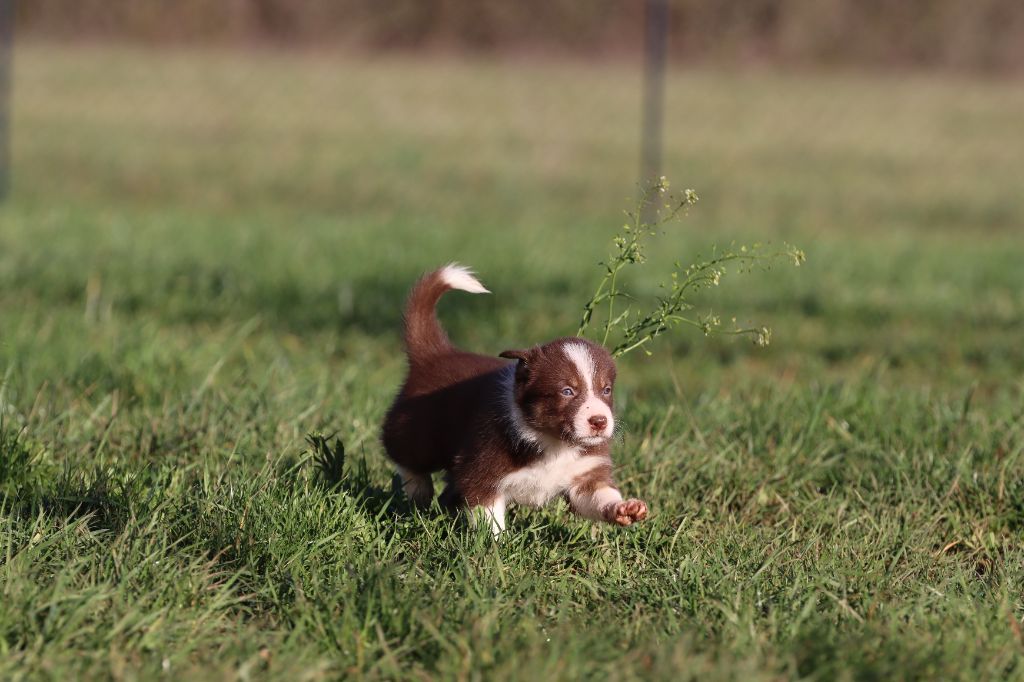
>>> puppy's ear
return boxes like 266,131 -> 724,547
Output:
499,349 -> 530,362
499,348 -> 533,383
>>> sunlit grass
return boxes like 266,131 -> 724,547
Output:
1,43 -> 1023,680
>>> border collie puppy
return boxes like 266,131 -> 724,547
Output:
382,264 -> 648,534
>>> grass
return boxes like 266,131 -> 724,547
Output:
1,43 -> 1023,680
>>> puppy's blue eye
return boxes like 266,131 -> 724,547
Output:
602,386 -> 612,396
561,387 -> 575,397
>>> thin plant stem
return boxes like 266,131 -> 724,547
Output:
578,177 -> 804,358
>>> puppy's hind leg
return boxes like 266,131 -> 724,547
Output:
439,479 -> 504,536
481,497 -> 506,537
395,465 -> 433,507
461,497 -> 506,537
438,478 -> 464,512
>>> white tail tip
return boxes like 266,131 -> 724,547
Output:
440,263 -> 489,294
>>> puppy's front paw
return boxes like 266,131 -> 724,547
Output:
606,498 -> 648,526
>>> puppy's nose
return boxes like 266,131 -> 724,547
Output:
588,415 -> 608,432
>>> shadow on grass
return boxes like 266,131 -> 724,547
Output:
3,471 -> 136,536
306,432 -> 419,519
107,267 -> 493,338
305,432 -> 636,546
1,423 -> 136,532
19,261 -> 583,341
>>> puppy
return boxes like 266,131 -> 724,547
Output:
382,264 -> 648,534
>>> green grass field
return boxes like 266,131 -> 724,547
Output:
2,44 -> 1023,680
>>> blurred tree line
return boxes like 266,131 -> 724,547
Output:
16,0 -> 1024,72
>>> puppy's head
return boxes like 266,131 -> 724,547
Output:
500,337 -> 616,447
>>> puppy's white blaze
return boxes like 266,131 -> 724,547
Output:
562,342 -> 596,392
562,342 -> 614,440
568,485 -> 623,521
439,263 -> 489,294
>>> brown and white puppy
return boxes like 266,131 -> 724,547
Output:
382,264 -> 648,535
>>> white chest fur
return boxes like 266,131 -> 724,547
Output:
498,445 -> 605,508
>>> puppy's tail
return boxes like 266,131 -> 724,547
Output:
403,263 -> 489,363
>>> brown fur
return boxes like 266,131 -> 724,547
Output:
381,265 -> 648,529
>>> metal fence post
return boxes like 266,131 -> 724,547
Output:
640,0 -> 668,223
0,0 -> 12,201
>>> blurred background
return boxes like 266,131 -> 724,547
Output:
4,6 -> 1024,678
1,0 -> 1023,408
